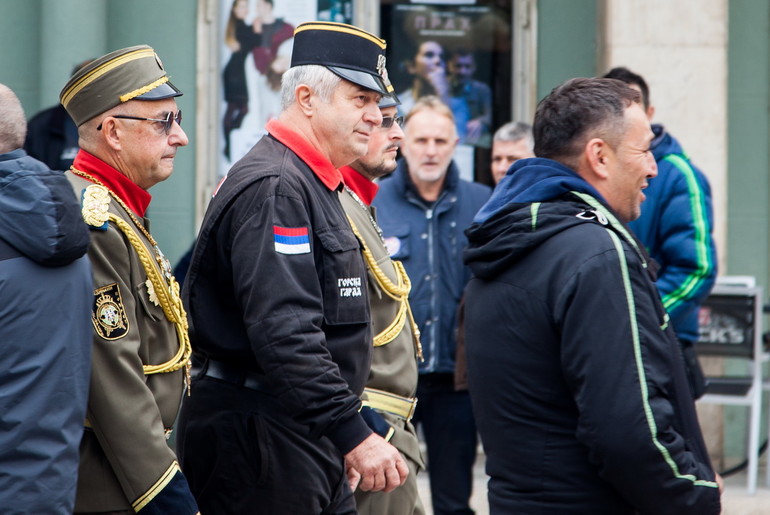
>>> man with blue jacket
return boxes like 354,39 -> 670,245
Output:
604,66 -> 717,399
374,95 -> 491,515
0,83 -> 92,514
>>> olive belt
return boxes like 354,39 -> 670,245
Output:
362,387 -> 418,422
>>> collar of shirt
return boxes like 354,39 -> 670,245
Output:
340,166 -> 379,206
266,119 -> 343,191
72,150 -> 151,217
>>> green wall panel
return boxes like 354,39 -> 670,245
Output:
725,0 -> 770,463
727,1 -> 770,291
0,0 -> 41,116
536,0 -> 598,102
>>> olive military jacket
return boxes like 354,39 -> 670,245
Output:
339,168 -> 425,515
67,151 -> 196,515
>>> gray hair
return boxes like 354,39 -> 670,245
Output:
0,84 -> 27,154
493,121 -> 534,151
280,65 -> 342,110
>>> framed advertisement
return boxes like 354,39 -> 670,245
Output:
380,0 -> 513,182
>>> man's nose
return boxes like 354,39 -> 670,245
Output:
170,122 -> 189,147
363,103 -> 383,126
647,153 -> 658,178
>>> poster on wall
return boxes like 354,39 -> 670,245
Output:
219,0 -> 352,176
384,2 -> 495,147
381,1 -> 511,182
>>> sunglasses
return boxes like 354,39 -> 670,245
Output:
380,116 -> 404,129
97,110 -> 182,134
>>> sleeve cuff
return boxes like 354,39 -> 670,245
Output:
133,462 -> 198,515
326,413 -> 373,455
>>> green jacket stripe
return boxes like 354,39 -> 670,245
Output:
606,228 -> 718,488
659,154 -> 714,312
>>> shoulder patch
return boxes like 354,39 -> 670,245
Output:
82,184 -> 111,230
273,225 -> 310,254
93,283 -> 129,340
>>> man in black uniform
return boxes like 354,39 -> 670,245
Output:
176,22 -> 408,514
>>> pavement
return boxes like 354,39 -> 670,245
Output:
416,448 -> 770,514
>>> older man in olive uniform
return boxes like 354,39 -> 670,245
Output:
340,95 -> 426,514
60,46 -> 198,515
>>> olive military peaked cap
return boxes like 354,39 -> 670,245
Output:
291,21 -> 397,100
59,45 -> 182,126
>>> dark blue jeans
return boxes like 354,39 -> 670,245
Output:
414,373 -> 478,515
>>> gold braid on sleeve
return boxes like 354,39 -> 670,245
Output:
108,214 -> 192,376
347,216 -> 423,359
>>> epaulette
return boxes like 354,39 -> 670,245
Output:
81,184 -> 111,231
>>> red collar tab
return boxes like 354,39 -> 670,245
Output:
266,119 -> 342,191
72,150 -> 152,217
340,166 -> 378,206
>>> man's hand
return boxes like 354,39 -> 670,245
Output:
344,433 -> 409,493
716,473 -> 724,494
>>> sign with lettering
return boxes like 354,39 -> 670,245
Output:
697,289 -> 758,357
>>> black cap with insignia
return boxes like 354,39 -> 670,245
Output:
59,44 -> 182,126
291,21 -> 398,102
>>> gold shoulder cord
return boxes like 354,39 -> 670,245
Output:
109,214 -> 192,379
347,216 -> 423,360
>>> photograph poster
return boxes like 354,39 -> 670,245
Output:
218,0 -> 353,176
382,1 -> 511,181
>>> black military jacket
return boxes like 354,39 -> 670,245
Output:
185,120 -> 373,454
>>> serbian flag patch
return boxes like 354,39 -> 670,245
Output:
273,225 -> 311,254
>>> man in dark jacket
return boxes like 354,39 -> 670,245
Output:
176,23 -> 408,514
463,77 -> 722,514
604,66 -> 717,399
0,83 -> 92,514
373,95 -> 491,515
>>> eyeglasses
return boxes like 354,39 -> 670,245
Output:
380,116 -> 404,129
97,110 -> 182,134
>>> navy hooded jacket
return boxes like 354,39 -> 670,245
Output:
628,124 -> 717,342
0,149 -> 92,514
373,159 -> 491,374
463,157 -> 720,514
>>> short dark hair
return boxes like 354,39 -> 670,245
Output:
602,66 -> 650,110
533,77 -> 641,170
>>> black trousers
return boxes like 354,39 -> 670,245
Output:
414,373 -> 477,515
176,376 -> 356,515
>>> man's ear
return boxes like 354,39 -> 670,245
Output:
646,104 -> 656,122
295,84 -> 314,116
584,137 -> 610,180
100,118 -> 122,152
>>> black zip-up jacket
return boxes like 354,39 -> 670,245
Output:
463,158 -> 721,514
184,124 -> 372,454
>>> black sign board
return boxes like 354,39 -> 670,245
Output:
697,287 -> 759,357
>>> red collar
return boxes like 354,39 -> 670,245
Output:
266,119 -> 342,191
340,166 -> 379,206
72,150 -> 151,217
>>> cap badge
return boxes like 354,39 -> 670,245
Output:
377,54 -> 387,81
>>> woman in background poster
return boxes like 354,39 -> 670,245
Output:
222,0 -> 262,160
397,40 -> 449,116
